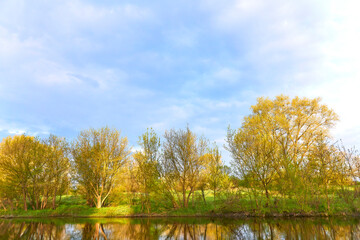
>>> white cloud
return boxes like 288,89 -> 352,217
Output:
201,0 -> 326,76
181,67 -> 243,95
1,0 -> 359,155
0,0 -> 158,108
212,67 -> 242,84
131,145 -> 142,153
50,1 -> 153,35
0,120 -> 50,137
199,0 -> 360,149
165,27 -> 198,48
7,129 -> 26,135
301,1 -> 360,148
0,26 -> 44,66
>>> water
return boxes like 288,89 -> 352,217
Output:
0,217 -> 359,239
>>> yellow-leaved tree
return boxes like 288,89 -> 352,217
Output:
161,126 -> 207,208
203,145 -> 230,208
132,128 -> 161,213
0,134 -> 70,211
72,127 -> 130,208
227,95 -> 339,201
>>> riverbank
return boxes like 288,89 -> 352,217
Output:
1,212 -> 357,219
0,206 -> 358,219
1,195 -> 359,219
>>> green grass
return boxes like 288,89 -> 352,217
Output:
0,190 -> 358,218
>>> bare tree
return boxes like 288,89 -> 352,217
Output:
161,126 -> 207,208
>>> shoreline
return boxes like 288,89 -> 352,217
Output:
1,212 -> 358,219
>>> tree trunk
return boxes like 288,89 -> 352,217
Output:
265,187 -> 270,208
183,185 -> 186,208
22,187 -> 27,211
52,189 -> 57,210
96,195 -> 102,209
41,195 -> 48,210
35,197 -> 39,210
192,191 -> 195,208
146,192 -> 150,214
201,189 -> 206,205
325,184 -> 330,212
213,189 -> 216,209
186,189 -> 193,209
265,188 -> 269,199
9,199 -> 14,211
172,198 -> 178,209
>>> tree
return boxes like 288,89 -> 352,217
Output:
72,127 -> 130,208
263,96 -> 338,196
0,134 -> 71,211
338,143 -> 360,184
227,125 -> 278,200
227,95 -> 339,199
44,135 -> 70,209
336,143 -> 360,205
133,128 -> 161,213
0,135 -> 46,211
161,126 -> 207,208
306,135 -> 346,211
203,145 -> 229,207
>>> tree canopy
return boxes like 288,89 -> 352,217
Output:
0,95 -> 358,214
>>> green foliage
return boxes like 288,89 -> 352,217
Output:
0,135 -> 70,211
160,126 -> 207,209
132,128 -> 161,213
0,95 -> 359,217
72,127 -> 130,208
226,95 -> 356,210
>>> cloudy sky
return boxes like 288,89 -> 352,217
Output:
0,0 -> 359,160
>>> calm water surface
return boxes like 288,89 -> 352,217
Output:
0,217 -> 359,239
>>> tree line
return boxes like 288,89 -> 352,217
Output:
0,95 -> 359,212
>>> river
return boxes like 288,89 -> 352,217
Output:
0,217 -> 359,239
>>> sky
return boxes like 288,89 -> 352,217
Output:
0,0 -> 359,162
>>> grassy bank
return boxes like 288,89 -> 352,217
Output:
1,193 -> 359,218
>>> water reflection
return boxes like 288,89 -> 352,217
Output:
0,217 -> 359,239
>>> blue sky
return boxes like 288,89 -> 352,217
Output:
1,0 -> 359,161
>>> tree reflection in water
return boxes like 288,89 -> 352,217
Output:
0,217 -> 359,239
0,221 -> 65,239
